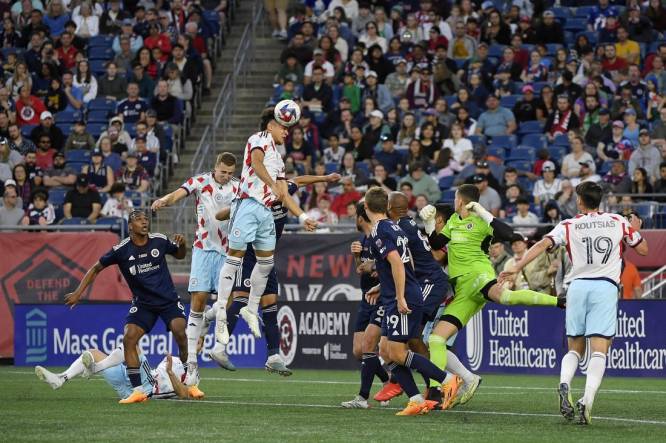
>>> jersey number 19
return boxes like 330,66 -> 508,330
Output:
581,236 -> 612,265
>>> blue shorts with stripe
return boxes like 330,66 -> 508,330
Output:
381,300 -> 423,343
231,245 -> 279,295
355,299 -> 385,332
189,248 -> 225,293
228,199 -> 276,251
101,353 -> 154,399
566,278 -> 619,338
420,275 -> 449,324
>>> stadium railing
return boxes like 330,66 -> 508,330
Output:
642,264 -> 666,300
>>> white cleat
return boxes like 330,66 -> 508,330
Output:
215,320 -> 229,344
209,349 -> 237,371
239,306 -> 262,338
341,395 -> 369,409
81,351 -> 95,378
458,374 -> 482,405
35,366 -> 64,390
184,363 -> 200,387
265,354 -> 292,376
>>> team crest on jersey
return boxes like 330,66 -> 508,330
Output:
466,223 -> 474,230
375,238 -> 382,247
215,193 -> 223,202
233,228 -> 241,238
129,306 -> 138,313
129,265 -> 136,275
151,248 -> 160,258
190,277 -> 198,286
243,278 -> 251,288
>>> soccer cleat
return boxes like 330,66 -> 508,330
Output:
441,376 -> 463,410
458,374 -> 482,405
239,306 -> 262,338
396,400 -> 430,416
373,382 -> 403,402
341,395 -> 369,409
187,385 -> 205,400
118,388 -> 148,404
208,349 -> 236,371
215,319 -> 230,345
576,399 -> 591,425
81,351 -> 95,379
423,400 -> 440,411
184,363 -> 200,387
265,354 -> 293,376
558,383 -> 575,421
201,305 -> 213,337
34,366 -> 64,390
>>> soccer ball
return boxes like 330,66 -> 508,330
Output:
274,99 -> 301,127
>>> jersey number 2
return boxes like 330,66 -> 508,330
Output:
581,236 -> 612,265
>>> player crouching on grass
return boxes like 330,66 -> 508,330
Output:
35,346 -> 202,400
364,187 -> 449,416
64,210 -> 198,404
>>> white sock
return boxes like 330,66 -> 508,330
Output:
247,255 -> 274,314
583,352 -> 606,407
93,347 -> 125,372
445,350 -> 475,384
61,355 -> 84,381
215,256 -> 242,322
409,394 -> 425,403
212,341 -> 225,354
559,350 -> 581,386
186,310 -> 204,364
204,304 -> 217,322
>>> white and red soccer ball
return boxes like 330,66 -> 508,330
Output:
274,99 -> 301,127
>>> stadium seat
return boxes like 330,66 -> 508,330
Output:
438,176 -> 454,190
552,134 -> 570,147
575,6 -> 596,18
547,146 -> 567,162
55,110 -> 81,123
533,81 -> 550,93
521,133 -> 546,149
126,191 -> 145,207
599,161 -> 614,175
487,146 -> 506,160
325,162 -> 338,174
499,95 -> 520,109
356,162 -> 370,176
48,188 -> 68,206
564,18 -> 587,32
88,46 -> 114,61
468,134 -> 486,147
65,149 -> 91,163
653,213 -> 666,229
506,160 -> 533,172
66,161 -> 87,173
488,44 -> 506,58
60,217 -> 89,225
88,98 -> 117,113
518,120 -> 544,135
21,124 -> 37,138
488,135 -> 517,149
439,189 -> 456,203
507,145 -> 536,161
87,35 -> 113,49
86,123 -> 107,138
576,31 -> 598,46
87,109 -> 110,123
545,43 -> 563,55
90,59 -> 107,76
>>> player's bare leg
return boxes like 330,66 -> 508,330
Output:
119,324 -> 149,404
214,249 -> 245,344
374,336 -> 403,402
35,348 -> 111,390
185,291 -> 208,386
241,248 -> 275,338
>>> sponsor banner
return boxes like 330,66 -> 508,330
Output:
14,304 -> 267,368
624,230 -> 666,268
457,301 -> 666,377
0,233 -> 132,358
277,233 -> 362,302
277,302 -> 358,369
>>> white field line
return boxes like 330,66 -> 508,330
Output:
5,370 -> 666,395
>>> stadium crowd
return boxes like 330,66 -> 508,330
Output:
271,0 -> 666,232
0,0 -> 227,227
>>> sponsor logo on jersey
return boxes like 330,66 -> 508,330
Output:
129,265 -> 137,275
466,222 -> 474,230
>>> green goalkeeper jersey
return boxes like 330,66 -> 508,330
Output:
442,212 -> 495,278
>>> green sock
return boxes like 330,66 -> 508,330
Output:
500,288 -> 557,307
427,334 -> 448,388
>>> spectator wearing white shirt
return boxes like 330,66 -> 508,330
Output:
129,121 -> 160,154
443,122 -> 473,165
304,49 -> 335,85
306,194 -> 339,226
323,134 -> 346,166
101,182 -> 134,221
73,2 -> 100,38
358,21 -> 387,54
326,0 -> 359,22
512,196 -> 539,238
570,161 -> 602,187
561,135 -> 595,178
533,161 -> 562,206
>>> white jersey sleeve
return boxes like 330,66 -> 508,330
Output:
151,357 -> 185,399
237,131 -> 286,208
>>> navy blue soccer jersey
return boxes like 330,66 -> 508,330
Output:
397,216 -> 447,284
116,98 -> 148,124
368,219 -> 423,307
271,180 -> 298,240
99,233 -> 180,307
359,235 -> 379,294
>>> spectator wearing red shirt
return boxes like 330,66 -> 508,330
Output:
331,176 -> 362,217
56,31 -> 79,70
426,26 -> 448,56
144,23 -> 172,59
16,86 -> 47,127
601,44 -> 628,78
35,134 -> 56,170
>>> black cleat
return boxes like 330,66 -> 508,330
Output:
576,399 -> 591,425
558,383 -> 574,421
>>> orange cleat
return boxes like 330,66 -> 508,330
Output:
441,376 -> 463,410
119,388 -> 148,404
187,385 -> 205,399
423,400 -> 440,411
373,382 -> 403,402
396,400 -> 430,416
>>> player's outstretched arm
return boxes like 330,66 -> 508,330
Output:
293,173 -> 341,187
151,188 -> 188,211
64,262 -> 105,308
171,234 -> 187,260
251,149 -> 282,200
498,238 -> 552,284
215,206 -> 231,221
277,180 -> 318,231
165,355 -> 192,399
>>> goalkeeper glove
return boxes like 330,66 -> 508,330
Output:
419,204 -> 437,235
465,202 -> 494,224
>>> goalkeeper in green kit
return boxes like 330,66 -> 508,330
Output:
419,184 -> 564,408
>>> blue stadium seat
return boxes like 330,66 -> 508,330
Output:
518,120 -> 544,134
488,44 -> 506,59
88,46 -> 114,61
506,160 -> 533,172
598,161 -> 614,175
488,135 -> 517,149
161,123 -> 174,153
552,134 -> 570,147
468,134 -> 486,147
86,123 -> 107,138
65,149 -> 90,163
546,43 -> 563,55
438,176 -> 454,190
533,81 -> 550,93
325,162 -> 338,174
564,18 -> 587,32
487,146 -> 506,160
96,216 -> 128,234
66,161 -> 87,173
499,95 -> 520,109
88,98 -> 117,112
21,124 -> 37,138
126,191 -> 145,207
48,188 -> 68,206
445,95 -> 457,107
547,146 -> 567,162
356,161 -> 370,176
61,217 -> 89,225
575,6 -> 596,18
507,145 -> 536,161
576,31 -> 598,46
439,189 -> 456,203
55,110 -> 81,124
90,59 -> 107,76
653,213 -> 666,229
87,35 -> 113,49
521,133 -> 546,149
87,109 -> 110,123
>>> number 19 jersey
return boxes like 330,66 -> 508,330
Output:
546,212 -> 642,285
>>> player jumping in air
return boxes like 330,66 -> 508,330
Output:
150,152 -> 238,393
364,187 -> 449,416
35,347 -> 201,400
206,173 -> 339,374
500,182 -> 647,425
64,210 -> 192,403
419,184 -> 564,408
213,108 -> 316,345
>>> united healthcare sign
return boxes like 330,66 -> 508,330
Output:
14,304 -> 267,368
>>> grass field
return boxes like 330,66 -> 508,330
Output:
2,366 -> 665,442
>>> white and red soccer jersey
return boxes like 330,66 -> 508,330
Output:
237,131 -> 285,208
180,172 -> 237,252
546,212 -> 642,285
151,356 -> 185,399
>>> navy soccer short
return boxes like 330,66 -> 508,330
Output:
420,276 -> 449,324
231,256 -> 279,296
126,301 -> 186,333
381,300 -> 423,343
355,300 -> 384,332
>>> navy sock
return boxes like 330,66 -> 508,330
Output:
226,297 -> 247,335
388,362 -> 419,397
262,303 -> 280,356
126,367 -> 141,388
388,371 -> 397,384
359,353 -> 381,399
376,361 -> 389,383
405,351 -> 446,385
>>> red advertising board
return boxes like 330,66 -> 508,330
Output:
0,232 -> 131,358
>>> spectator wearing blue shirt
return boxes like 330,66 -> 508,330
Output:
62,71 -> 84,112
588,0 -> 617,32
375,134 -> 403,175
362,70 -> 394,113
134,135 -> 157,177
43,0 -> 70,38
117,82 -> 148,124
476,95 -> 517,137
